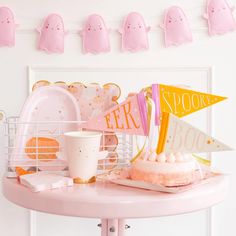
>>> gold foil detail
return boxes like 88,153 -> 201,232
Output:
73,176 -> 96,184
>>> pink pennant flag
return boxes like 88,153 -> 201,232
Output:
81,93 -> 148,136
151,84 -> 161,126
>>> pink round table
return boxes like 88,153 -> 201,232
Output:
3,176 -> 228,236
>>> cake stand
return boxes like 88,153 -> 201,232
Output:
3,176 -> 228,236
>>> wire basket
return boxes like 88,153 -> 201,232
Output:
4,116 -> 133,177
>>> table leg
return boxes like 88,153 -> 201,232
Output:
101,219 -> 108,236
100,219 -> 128,236
118,219 -> 126,236
107,219 -> 118,236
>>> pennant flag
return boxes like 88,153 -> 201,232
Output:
151,84 -> 161,126
81,92 -> 149,136
157,112 -> 232,154
156,84 -> 226,118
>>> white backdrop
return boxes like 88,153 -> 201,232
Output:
0,0 -> 236,236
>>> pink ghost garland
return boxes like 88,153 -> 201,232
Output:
119,12 -> 150,52
80,14 -> 110,54
0,7 -> 17,47
161,6 -> 193,47
37,14 -> 66,54
204,0 -> 236,36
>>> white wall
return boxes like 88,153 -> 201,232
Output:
0,0 -> 236,236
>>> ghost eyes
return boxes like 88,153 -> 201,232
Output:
0,18 -> 10,23
45,24 -> 60,30
127,24 -> 142,29
211,8 -> 215,13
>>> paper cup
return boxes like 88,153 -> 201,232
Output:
64,131 -> 107,184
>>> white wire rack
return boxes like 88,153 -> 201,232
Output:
4,117 -> 134,178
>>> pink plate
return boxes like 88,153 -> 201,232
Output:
11,86 -> 81,171
108,173 -> 226,194
110,178 -> 180,193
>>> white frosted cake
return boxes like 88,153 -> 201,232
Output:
130,152 -> 196,187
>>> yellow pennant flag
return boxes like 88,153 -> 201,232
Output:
159,84 -> 227,117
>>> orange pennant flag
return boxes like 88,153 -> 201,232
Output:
159,84 -> 227,117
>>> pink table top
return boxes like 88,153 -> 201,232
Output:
3,176 -> 228,219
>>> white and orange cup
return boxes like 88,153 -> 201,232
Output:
64,131 -> 108,184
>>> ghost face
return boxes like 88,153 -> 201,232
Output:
42,14 -> 64,34
124,13 -> 146,34
30,97 -> 75,135
0,7 -> 14,26
208,0 -> 230,17
166,7 -> 187,30
85,15 -> 106,36
76,145 -> 98,159
32,103 -> 67,122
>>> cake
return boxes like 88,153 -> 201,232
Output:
130,152 -> 196,187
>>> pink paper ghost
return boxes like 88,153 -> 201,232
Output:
161,6 -> 193,47
120,12 -> 150,52
37,14 -> 66,54
204,0 -> 236,36
80,14 -> 110,54
0,7 -> 17,47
